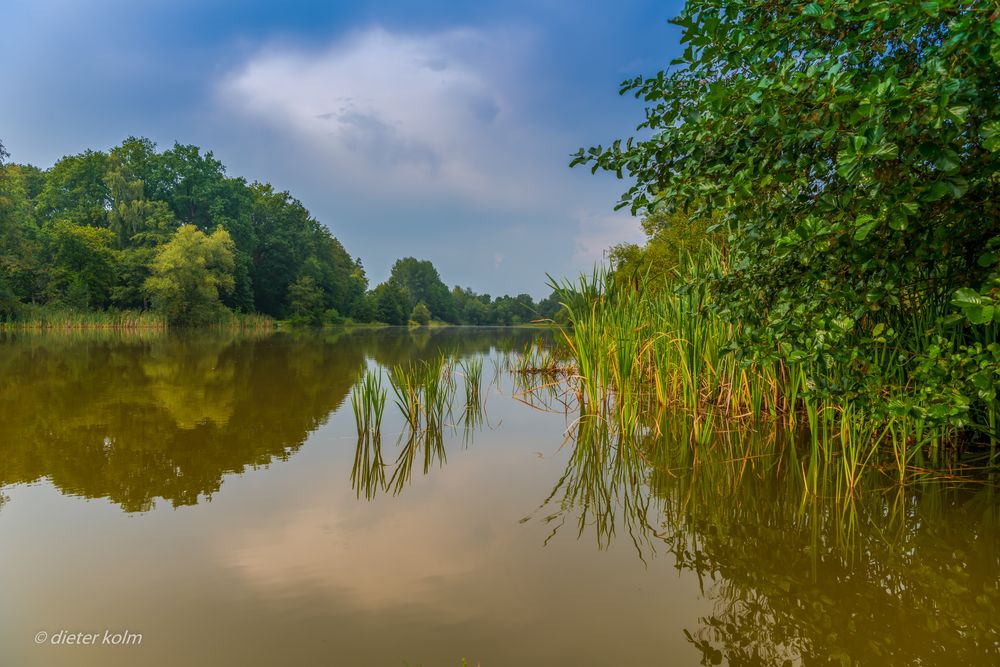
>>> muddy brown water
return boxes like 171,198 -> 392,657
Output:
1,329 -> 997,666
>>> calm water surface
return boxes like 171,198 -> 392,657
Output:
0,329 -> 997,666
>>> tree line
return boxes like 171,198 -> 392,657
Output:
0,137 -> 558,326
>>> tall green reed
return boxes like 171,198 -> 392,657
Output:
545,243 -> 991,490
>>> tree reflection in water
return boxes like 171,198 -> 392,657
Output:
3,328 -> 997,663
0,330 -> 365,511
0,327 -> 538,512
528,402 -> 1000,665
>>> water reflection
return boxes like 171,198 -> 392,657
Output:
528,405 -> 1000,664
0,331 -> 362,511
351,355 -> 492,500
0,328 -> 540,513
1,328 -> 997,664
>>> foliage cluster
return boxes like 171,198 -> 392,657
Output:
573,1 -> 1000,443
609,208 -> 721,294
0,137 -> 366,325
0,137 -> 557,327
367,256 -> 562,326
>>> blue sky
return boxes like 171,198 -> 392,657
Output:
0,0 -> 685,297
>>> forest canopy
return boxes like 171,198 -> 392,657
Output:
0,137 -> 553,326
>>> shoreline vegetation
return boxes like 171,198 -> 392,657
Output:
546,252 -> 997,492
0,137 -> 560,330
0,306 -> 554,332
551,1 -> 999,488
0,305 -> 279,331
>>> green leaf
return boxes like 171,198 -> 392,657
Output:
924,181 -> 949,202
952,288 -> 995,324
934,149 -> 961,173
872,142 -> 898,160
952,288 -> 985,308
787,349 -> 808,363
802,3 -> 824,17
854,222 -> 877,240
968,305 -> 995,325
971,371 -> 993,392
946,176 -> 968,199
982,120 -> 1000,152
947,106 -> 969,123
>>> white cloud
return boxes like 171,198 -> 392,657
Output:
218,26 -> 549,208
571,210 -> 646,267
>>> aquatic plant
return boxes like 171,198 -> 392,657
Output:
387,354 -> 456,433
351,430 -> 386,501
0,305 -> 168,331
546,245 -> 998,488
350,369 -> 387,436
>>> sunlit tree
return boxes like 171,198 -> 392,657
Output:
144,225 -> 235,325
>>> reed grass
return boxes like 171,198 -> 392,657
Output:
387,354 -> 457,433
351,369 -> 387,436
351,430 -> 386,501
459,357 -> 485,438
544,246 -> 997,489
0,306 -> 167,331
0,306 -> 277,333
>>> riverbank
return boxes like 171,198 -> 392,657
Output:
0,306 -> 273,332
548,248 -> 998,488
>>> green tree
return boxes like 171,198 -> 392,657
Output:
610,209 -> 721,293
0,136 -> 373,326
536,289 -> 567,324
512,293 -> 537,323
248,183 -> 360,318
110,247 -> 157,310
36,150 -> 110,228
0,158 -> 42,305
388,257 -> 455,322
144,225 -> 235,325
44,220 -> 117,308
0,272 -> 17,318
64,275 -> 91,310
574,1 -> 1000,424
287,275 -> 325,326
451,286 -> 480,325
410,301 -> 431,325
150,143 -> 255,311
0,147 -> 22,317
373,281 -> 408,325
346,258 -> 370,319
105,161 -> 177,249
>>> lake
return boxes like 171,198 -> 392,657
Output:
0,328 -> 997,666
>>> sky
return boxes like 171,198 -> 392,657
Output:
0,0 -> 686,298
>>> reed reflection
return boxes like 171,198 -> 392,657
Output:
350,353 -> 493,499
529,400 -> 1000,665
0,327 -> 543,512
